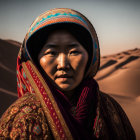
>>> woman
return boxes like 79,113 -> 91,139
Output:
0,8 -> 135,139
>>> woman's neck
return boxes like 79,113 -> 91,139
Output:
63,90 -> 75,100
63,88 -> 80,106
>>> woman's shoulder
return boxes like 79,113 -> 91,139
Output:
99,91 -> 122,107
0,93 -> 52,139
99,91 -> 130,116
99,91 -> 131,125
99,91 -> 136,139
0,93 -> 41,120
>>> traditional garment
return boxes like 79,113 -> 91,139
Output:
0,8 -> 135,140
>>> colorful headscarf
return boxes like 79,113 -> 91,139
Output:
24,8 -> 100,78
17,8 -> 100,139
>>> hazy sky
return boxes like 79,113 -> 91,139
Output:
0,0 -> 140,55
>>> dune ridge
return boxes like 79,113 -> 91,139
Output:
0,88 -> 17,97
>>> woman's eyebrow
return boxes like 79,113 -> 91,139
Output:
67,42 -> 79,48
44,42 -> 79,49
44,44 -> 58,48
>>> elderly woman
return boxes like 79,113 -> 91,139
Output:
0,8 -> 135,139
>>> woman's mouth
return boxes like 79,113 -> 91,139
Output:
55,74 -> 73,81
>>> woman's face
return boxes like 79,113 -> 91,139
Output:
38,29 -> 88,92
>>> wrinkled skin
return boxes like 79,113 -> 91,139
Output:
38,30 -> 88,93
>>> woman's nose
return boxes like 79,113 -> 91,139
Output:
57,53 -> 70,70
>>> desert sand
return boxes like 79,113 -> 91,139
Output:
0,38 -> 140,139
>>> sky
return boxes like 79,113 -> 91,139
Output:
0,0 -> 140,55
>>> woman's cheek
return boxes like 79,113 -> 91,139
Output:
71,55 -> 87,70
40,56 -> 55,67
40,57 -> 47,68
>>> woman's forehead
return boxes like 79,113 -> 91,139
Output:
45,29 -> 80,43
41,31 -> 86,52
43,43 -> 82,51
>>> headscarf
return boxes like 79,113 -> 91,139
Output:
24,8 -> 100,78
17,8 -> 100,139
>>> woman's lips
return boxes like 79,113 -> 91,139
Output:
55,74 -> 73,81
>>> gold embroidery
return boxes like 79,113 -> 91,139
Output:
10,107 -> 19,114
0,93 -> 52,139
22,106 -> 32,114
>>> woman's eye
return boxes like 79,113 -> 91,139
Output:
70,51 -> 80,55
45,51 -> 57,56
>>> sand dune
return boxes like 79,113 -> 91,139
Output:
0,62 -> 15,74
0,39 -> 19,116
6,39 -> 21,47
95,48 -> 140,97
0,89 -> 17,117
0,38 -> 140,139
0,39 -> 19,79
0,88 -> 17,97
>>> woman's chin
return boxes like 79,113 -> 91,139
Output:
56,83 -> 75,92
54,78 -> 76,92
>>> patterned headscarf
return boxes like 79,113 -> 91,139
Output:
24,8 -> 100,78
17,8 -> 100,139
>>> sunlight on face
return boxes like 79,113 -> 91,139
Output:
38,30 -> 88,92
